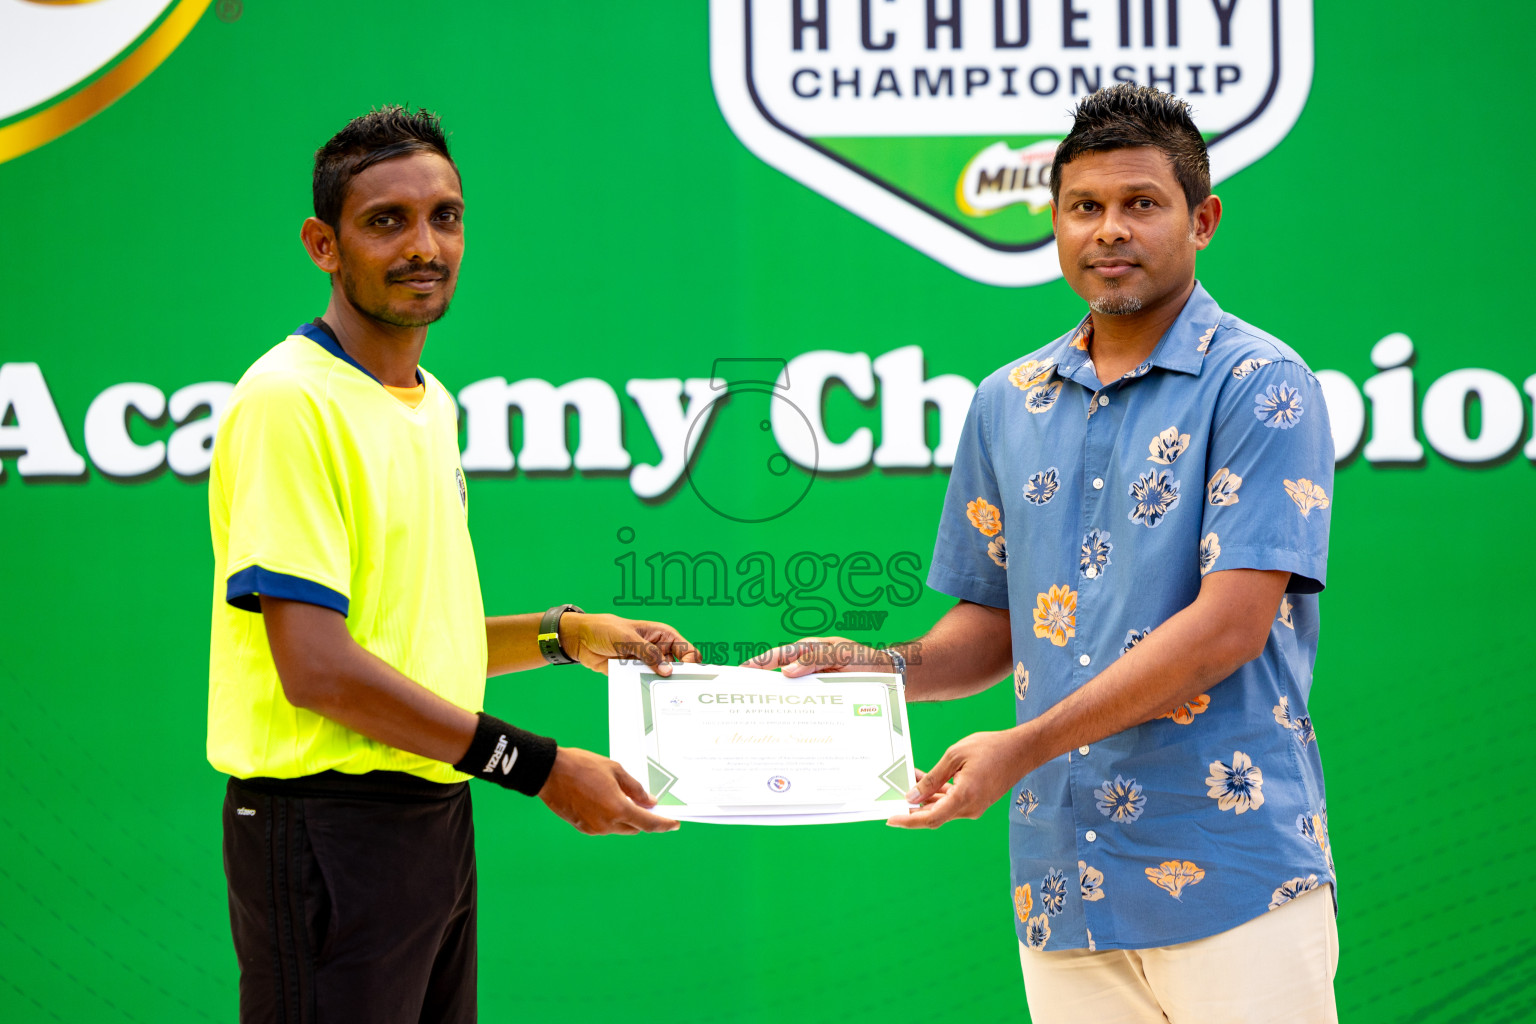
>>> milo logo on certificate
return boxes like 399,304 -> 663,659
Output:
854,704 -> 883,717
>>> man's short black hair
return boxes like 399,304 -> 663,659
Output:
1050,84 -> 1210,214
312,106 -> 455,228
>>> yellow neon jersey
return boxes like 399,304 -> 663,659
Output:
207,323 -> 485,782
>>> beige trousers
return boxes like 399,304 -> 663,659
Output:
1018,884 -> 1338,1024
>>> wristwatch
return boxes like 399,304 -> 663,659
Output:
538,604 -> 584,665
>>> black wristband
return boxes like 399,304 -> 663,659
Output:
452,712 -> 558,796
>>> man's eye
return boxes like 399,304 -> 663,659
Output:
436,210 -> 460,223
1077,201 -> 1098,213
1132,199 -> 1155,209
373,215 -> 398,227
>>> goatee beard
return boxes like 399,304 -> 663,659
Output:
1089,292 -> 1144,315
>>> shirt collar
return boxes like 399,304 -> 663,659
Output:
1051,281 -> 1224,386
294,320 -> 425,386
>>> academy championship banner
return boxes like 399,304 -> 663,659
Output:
1,3 -> 1530,1021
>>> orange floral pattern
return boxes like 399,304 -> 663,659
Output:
966,497 -> 1002,536
1032,585 -> 1077,647
1157,693 -> 1211,725
1009,360 -> 1055,391
1013,884 -> 1034,922
1145,859 -> 1205,900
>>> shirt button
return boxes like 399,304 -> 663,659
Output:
1092,478 -> 1104,490
1085,566 -> 1098,579
1079,654 -> 1091,666
1078,745 -> 1090,756
1086,830 -> 1098,843
1098,395 -> 1109,407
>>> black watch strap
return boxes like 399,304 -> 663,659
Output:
538,604 -> 584,665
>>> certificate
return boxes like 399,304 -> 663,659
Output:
607,662 -> 918,824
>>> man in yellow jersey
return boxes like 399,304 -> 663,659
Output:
208,106 -> 697,1023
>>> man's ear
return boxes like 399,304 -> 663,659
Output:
1191,194 -> 1222,251
300,217 -> 340,274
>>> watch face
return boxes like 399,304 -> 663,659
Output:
684,386 -> 817,523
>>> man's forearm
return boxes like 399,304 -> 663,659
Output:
265,597 -> 480,764
485,613 -> 546,676
901,600 -> 1014,702
1008,568 -> 1288,777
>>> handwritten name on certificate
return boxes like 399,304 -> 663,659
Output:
607,663 -> 918,824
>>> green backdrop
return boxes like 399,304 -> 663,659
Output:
2,2 -> 1533,1021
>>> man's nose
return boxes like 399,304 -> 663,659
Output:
1095,207 -> 1131,246
402,217 -> 440,264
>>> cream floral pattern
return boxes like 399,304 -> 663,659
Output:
1207,467 -> 1242,506
988,536 -> 1008,568
1039,868 -> 1068,916
1024,468 -> 1060,505
966,497 -> 1002,536
1278,597 -> 1294,629
1026,380 -> 1063,414
1145,860 -> 1205,900
1079,861 -> 1105,902
1273,695 -> 1299,731
1080,528 -> 1112,580
1121,627 -> 1152,654
1284,478 -> 1331,517
1147,425 -> 1190,464
1232,358 -> 1272,379
1025,913 -> 1052,949
1269,874 -> 1320,910
1032,585 -> 1077,647
1254,382 -> 1305,429
1094,775 -> 1148,823
1013,663 -> 1029,701
1199,532 -> 1221,575
1016,788 -> 1039,821
1206,752 -> 1265,814
1128,470 -> 1181,527
1196,325 -> 1217,352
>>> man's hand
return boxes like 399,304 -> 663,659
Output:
742,636 -> 893,678
563,613 -> 701,677
887,727 -> 1031,829
538,747 -> 681,835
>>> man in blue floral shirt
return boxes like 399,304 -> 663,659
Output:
754,84 -> 1338,1022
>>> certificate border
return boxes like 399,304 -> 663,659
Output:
635,669 -> 912,808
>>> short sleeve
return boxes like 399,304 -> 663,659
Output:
1199,360 -> 1333,593
928,387 -> 1010,608
216,377 -> 352,615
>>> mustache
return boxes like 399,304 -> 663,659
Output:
1081,247 -> 1139,265
386,260 -> 453,283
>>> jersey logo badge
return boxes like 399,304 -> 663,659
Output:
710,0 -> 1312,286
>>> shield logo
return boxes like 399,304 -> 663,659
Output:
711,1 -> 1312,287
0,0 -> 211,165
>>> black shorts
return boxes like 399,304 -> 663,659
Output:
222,772 -> 476,1023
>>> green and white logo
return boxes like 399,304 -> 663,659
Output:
711,0 -> 1312,286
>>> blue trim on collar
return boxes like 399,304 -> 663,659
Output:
293,322 -> 424,386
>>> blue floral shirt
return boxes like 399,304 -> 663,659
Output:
928,283 -> 1336,952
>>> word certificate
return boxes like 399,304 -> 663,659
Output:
608,662 -> 918,824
